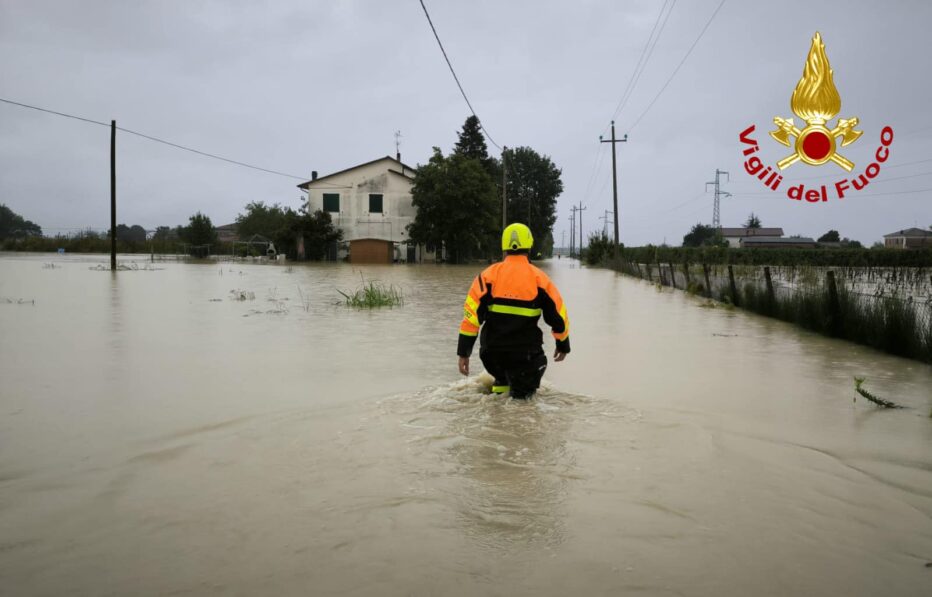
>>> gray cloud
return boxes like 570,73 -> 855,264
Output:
1,0 -> 929,244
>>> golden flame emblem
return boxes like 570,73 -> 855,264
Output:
770,32 -> 862,171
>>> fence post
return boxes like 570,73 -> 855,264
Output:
634,262 -> 641,278
683,261 -> 691,286
826,270 -> 840,336
645,263 -> 652,282
703,263 -> 712,298
764,266 -> 774,301
728,265 -> 739,306
668,262 -> 676,289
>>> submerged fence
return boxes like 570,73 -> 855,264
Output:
608,252 -> 932,364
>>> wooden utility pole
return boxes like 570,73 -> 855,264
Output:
600,121 -> 627,254
569,209 -> 577,258
110,120 -> 116,271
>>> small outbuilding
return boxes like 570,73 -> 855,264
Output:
739,236 -> 817,248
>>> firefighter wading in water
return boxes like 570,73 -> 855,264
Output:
457,223 -> 570,399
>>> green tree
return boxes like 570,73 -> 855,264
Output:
180,212 -> 217,246
682,223 -> 727,247
235,201 -> 289,240
152,226 -> 173,241
454,115 -> 497,175
286,208 -> 343,260
0,204 -> 42,239
407,147 -> 499,264
818,229 -> 840,242
503,146 -> 563,257
744,213 -> 762,229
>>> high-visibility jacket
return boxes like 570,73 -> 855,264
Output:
457,254 -> 570,357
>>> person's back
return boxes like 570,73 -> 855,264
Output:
457,223 -> 570,399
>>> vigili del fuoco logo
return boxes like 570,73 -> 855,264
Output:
738,32 -> 894,203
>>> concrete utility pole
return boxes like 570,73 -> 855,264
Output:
600,121 -> 627,252
706,169 -> 731,229
561,230 -> 565,254
502,146 -> 508,229
110,120 -> 116,271
577,202 -> 587,254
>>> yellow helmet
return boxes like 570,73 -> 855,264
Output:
501,223 -> 533,252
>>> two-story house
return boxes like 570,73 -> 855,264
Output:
298,155 -> 434,263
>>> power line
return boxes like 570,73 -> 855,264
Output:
626,0 -> 727,133
416,0 -> 501,150
0,96 -> 342,184
610,0 -> 677,123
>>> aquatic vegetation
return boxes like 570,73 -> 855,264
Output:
1,297 -> 35,305
296,285 -> 311,312
853,377 -> 902,409
229,289 -> 255,301
337,277 -> 404,308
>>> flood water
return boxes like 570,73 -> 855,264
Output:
1,252 -> 931,596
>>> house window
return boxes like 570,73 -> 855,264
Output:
323,193 -> 340,213
368,194 -> 383,214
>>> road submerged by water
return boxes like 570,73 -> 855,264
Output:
0,253 -> 930,596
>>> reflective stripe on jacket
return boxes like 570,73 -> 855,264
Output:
457,254 -> 570,357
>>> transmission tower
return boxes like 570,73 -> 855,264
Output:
705,169 -> 731,229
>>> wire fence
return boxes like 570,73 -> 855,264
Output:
612,259 -> 932,363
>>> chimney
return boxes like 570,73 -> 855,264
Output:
311,171 -> 318,181
396,152 -> 401,162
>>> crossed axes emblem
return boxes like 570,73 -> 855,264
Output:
769,116 -> 862,171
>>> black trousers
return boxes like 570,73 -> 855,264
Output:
479,348 -> 548,399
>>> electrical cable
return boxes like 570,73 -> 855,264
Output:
416,0 -> 501,150
610,0 -> 677,123
0,96 -> 348,185
626,0 -> 727,133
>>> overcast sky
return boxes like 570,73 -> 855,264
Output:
1,0 -> 930,246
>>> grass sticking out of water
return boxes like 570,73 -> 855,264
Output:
337,277 -> 403,309
853,377 -> 902,409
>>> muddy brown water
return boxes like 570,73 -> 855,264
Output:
1,252 -> 931,596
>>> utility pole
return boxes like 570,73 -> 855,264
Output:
600,121 -> 627,253
561,230 -> 565,254
502,146 -> 507,229
569,208 -> 577,258
577,202 -> 587,255
110,120 -> 116,271
705,169 -> 731,229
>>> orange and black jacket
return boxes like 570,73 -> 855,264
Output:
457,254 -> 570,357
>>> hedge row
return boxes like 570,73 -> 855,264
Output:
615,246 -> 932,268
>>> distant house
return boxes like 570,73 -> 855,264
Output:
883,227 -> 932,249
215,223 -> 239,243
297,155 -> 434,264
739,236 -> 817,248
719,227 -> 785,248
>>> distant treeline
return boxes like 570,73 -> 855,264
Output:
1,231 -> 231,255
590,245 -> 932,268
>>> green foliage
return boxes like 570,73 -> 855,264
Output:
337,277 -> 404,308
683,223 -> 728,248
744,213 -> 762,229
453,115 -> 497,174
407,147 -> 499,263
853,377 -> 901,408
113,224 -> 147,242
0,204 -> 42,239
583,231 -> 613,265
180,212 -> 217,246
503,146 -> 563,257
287,208 -> 342,260
235,201 -> 289,240
818,229 -> 840,242
615,246 -> 932,268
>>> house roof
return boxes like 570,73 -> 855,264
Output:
883,227 -> 932,238
719,227 -> 784,237
297,156 -> 416,190
740,236 -> 815,244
